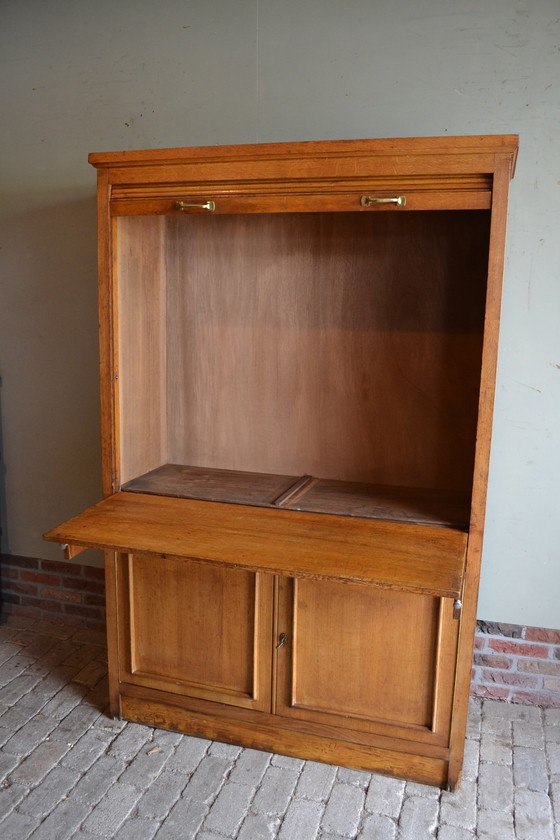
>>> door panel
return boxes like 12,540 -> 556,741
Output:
275,577 -> 459,746
118,552 -> 273,710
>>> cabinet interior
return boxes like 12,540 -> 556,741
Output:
117,209 -> 490,529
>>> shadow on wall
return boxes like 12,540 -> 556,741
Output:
0,194 -> 102,571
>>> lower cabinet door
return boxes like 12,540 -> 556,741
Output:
274,577 -> 459,747
117,552 -> 274,711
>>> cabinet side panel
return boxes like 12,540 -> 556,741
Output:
117,217 -> 167,483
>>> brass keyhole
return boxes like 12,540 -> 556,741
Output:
276,632 -> 288,649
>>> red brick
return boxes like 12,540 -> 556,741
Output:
40,558 -> 84,576
83,593 -> 106,607
474,654 -> 513,670
512,690 -> 560,708
471,684 -> 510,700
489,639 -> 550,658
474,636 -> 486,650
2,593 -> 21,605
525,627 -> 560,645
40,587 -> 82,604
2,555 -> 39,570
543,678 -> 560,693
62,577 -> 105,595
20,597 -> 63,613
83,566 -> 105,580
63,603 -> 103,620
4,581 -> 38,597
20,571 -> 61,586
481,670 -> 539,688
518,659 -> 560,676
3,568 -> 20,579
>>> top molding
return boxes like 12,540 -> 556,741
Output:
88,135 -> 519,179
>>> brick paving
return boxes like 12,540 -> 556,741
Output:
0,615 -> 559,839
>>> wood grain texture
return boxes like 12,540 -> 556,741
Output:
119,692 -> 449,787
275,578 -> 458,746
164,211 -> 488,492
117,216 -> 167,484
118,552 -> 273,710
123,464 -> 470,527
43,492 -> 467,598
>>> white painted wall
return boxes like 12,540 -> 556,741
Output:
1,0 -> 558,627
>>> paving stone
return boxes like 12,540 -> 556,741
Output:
154,795 -> 207,839
107,722 -> 152,761
321,781 -> 365,836
337,766 -> 371,788
404,780 -> 440,799
3,713 -> 58,756
114,816 -> 160,840
118,743 -> 173,788
545,709 -> 560,727
202,780 -> 256,835
296,760 -> 337,801
208,740 -> 242,759
27,798 -> 92,840
71,753 -> 126,805
0,780 -> 27,821
278,798 -> 324,840
477,808 -> 515,840
515,788 -> 555,840
228,748 -> 270,786
47,702 -> 102,743
61,726 -> 114,771
365,775 -> 406,818
436,827 -> 475,840
18,764 -> 81,817
0,673 -> 44,706
465,698 -> 481,739
480,732 -> 512,765
0,749 -> 20,784
81,782 -> 143,837
461,738 -> 480,781
252,764 -> 299,816
165,736 -> 210,774
396,795 -> 438,840
547,742 -> 560,775
0,810 -> 41,839
9,740 -> 70,786
513,745 -> 549,791
477,762 -> 514,812
39,682 -> 87,719
136,770 -> 189,819
181,755 -> 232,804
545,725 -> 560,744
271,753 -> 305,771
513,720 -> 546,748
237,812 -> 281,840
358,812 -> 397,839
439,779 -> 476,830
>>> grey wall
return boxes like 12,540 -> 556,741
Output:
1,0 -> 558,627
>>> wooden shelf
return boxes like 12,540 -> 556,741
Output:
122,464 -> 470,529
43,491 -> 467,598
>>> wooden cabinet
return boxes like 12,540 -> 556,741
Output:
44,135 -> 518,789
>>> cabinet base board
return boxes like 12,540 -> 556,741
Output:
120,693 -> 451,789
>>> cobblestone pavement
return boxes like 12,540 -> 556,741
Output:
0,615 -> 559,840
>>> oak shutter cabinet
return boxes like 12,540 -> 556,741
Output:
45,136 -> 518,789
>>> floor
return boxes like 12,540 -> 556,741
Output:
0,615 -> 558,840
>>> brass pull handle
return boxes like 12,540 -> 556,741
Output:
174,200 -> 216,212
276,632 -> 288,649
360,195 -> 406,207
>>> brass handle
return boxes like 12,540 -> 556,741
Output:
276,632 -> 288,649
174,200 -> 216,212
360,195 -> 406,207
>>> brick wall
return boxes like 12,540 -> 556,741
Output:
2,554 -> 560,708
472,620 -> 560,707
0,553 -> 106,631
